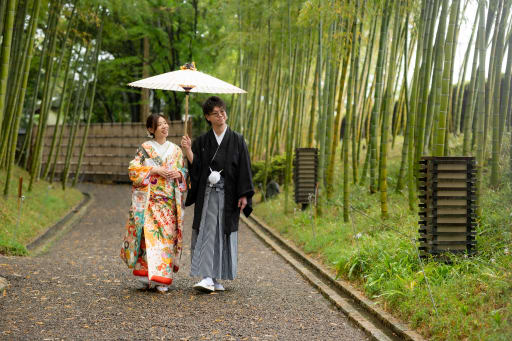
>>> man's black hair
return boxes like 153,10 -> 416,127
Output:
202,96 -> 226,116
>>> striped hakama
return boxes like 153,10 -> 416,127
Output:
190,179 -> 238,280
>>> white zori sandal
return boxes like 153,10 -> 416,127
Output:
156,285 -> 169,293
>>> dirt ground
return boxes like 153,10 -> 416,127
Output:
0,183 -> 368,340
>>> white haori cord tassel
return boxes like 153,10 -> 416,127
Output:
208,168 -> 222,185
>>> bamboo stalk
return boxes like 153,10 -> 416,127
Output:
28,0 -> 62,191
475,0 -> 487,217
490,0 -> 510,186
3,0 -> 42,196
434,0 -> 458,156
379,0 -> 398,218
369,0 -> 389,194
43,4 -> 77,179
61,44 -> 91,190
0,0 -> 16,139
73,13 -> 104,187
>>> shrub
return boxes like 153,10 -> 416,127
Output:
252,154 -> 287,187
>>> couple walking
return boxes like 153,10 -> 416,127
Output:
120,96 -> 254,293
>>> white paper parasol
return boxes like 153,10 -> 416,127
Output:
128,63 -> 246,135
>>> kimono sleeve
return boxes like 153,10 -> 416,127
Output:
128,148 -> 152,187
188,137 -> 202,183
237,136 -> 255,217
185,137 -> 202,206
175,147 -> 188,193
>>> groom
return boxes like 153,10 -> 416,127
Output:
181,96 -> 254,292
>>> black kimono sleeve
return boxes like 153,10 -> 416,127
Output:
237,136 -> 254,217
185,137 -> 202,207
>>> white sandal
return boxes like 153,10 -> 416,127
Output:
156,285 -> 169,293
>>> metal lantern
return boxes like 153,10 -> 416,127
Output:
418,156 -> 477,258
293,148 -> 318,208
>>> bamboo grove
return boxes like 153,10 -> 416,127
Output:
0,0 -> 104,194
0,0 -> 209,195
1,0 -> 512,224
223,0 -> 512,219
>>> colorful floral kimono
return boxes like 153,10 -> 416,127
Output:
120,140 -> 187,286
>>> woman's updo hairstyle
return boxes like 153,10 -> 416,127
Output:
146,113 -> 166,138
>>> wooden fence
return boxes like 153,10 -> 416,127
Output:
41,121 -> 189,182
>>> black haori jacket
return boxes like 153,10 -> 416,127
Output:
185,127 -> 254,234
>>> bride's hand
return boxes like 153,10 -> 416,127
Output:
150,167 -> 170,178
167,170 -> 181,180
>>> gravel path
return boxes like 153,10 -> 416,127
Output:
0,184 -> 368,340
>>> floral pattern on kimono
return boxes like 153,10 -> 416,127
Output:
120,141 -> 187,285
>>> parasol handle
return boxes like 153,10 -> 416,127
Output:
184,91 -> 190,136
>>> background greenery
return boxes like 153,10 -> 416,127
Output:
1,1 -> 512,339
254,137 -> 512,340
0,166 -> 83,255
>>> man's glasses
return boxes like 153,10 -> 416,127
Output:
209,110 -> 226,118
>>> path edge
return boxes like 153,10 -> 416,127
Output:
241,214 -> 425,341
26,191 -> 94,255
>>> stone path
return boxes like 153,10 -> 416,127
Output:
0,184 -> 368,340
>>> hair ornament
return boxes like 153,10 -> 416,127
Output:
180,62 -> 196,71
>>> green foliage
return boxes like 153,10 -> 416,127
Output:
254,142 -> 512,340
0,235 -> 27,256
252,154 -> 287,187
0,166 -> 83,256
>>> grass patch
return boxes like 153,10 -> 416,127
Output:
0,166 -> 83,256
254,137 -> 512,340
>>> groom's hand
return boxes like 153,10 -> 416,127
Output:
238,196 -> 247,212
